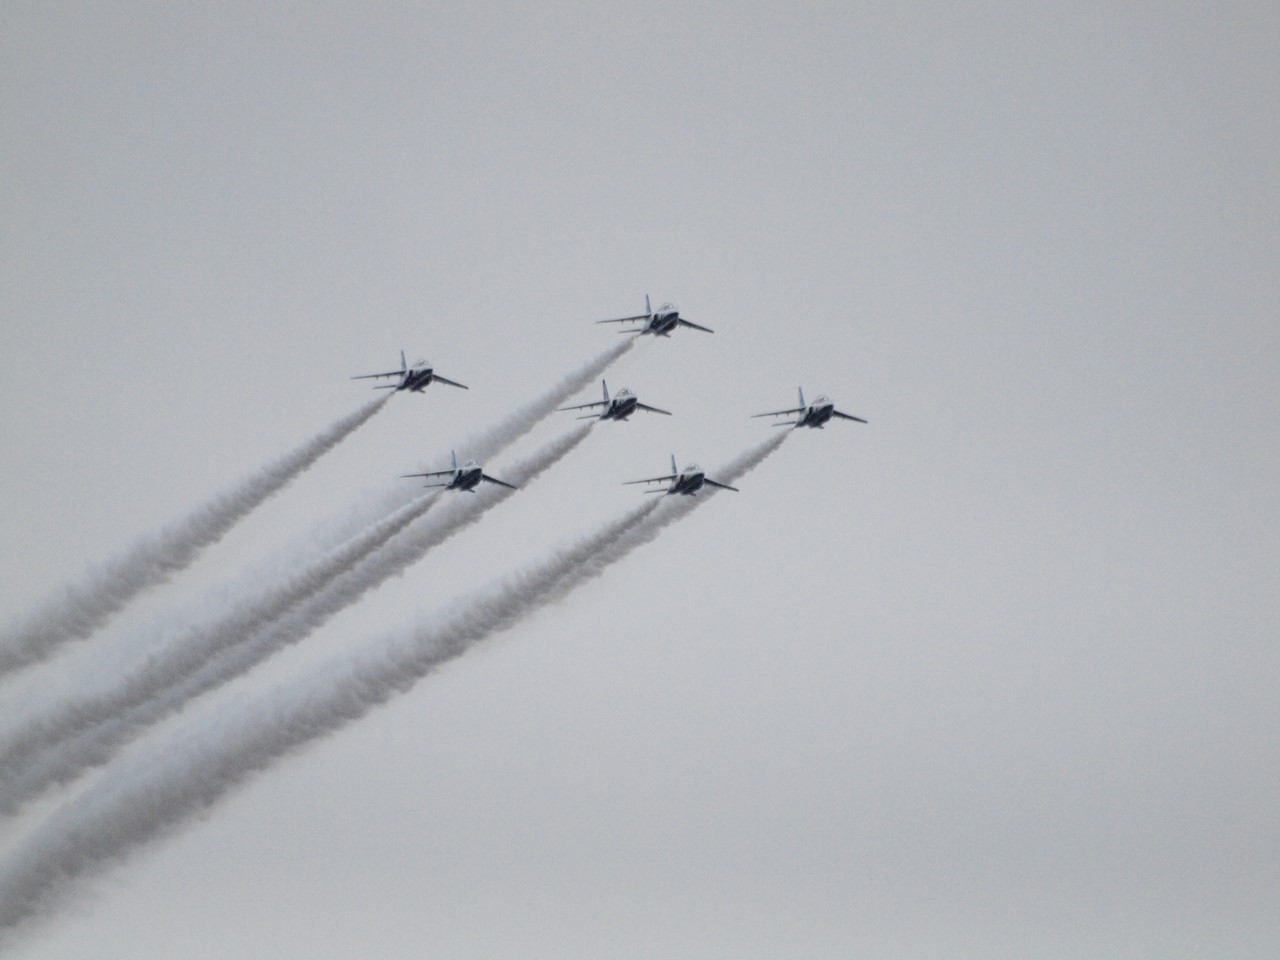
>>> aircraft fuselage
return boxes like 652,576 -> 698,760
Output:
601,394 -> 639,420
667,470 -> 707,495
797,402 -> 836,428
400,368 -> 436,392
448,465 -> 485,491
644,309 -> 681,336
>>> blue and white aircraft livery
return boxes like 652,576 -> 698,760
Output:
352,351 -> 468,393
596,295 -> 714,336
557,380 -> 672,421
752,387 -> 867,428
402,450 -> 517,492
625,455 -> 739,495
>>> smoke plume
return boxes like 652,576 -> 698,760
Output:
0,435 -> 783,938
0,398 -> 389,677
0,426 -> 592,811
0,490 -> 440,810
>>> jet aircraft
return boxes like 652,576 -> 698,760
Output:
625,455 -> 738,495
557,380 -> 672,421
752,387 -> 867,428
402,451 -> 517,492
596,295 -> 714,336
352,351 -> 468,392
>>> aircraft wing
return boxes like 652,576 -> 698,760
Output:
832,409 -> 868,423
623,474 -> 677,485
402,469 -> 454,480
351,370 -> 402,380
635,403 -> 672,416
676,318 -> 714,334
480,474 -> 518,490
432,374 -> 469,389
595,313 -> 650,325
703,478 -> 739,492
556,400 -> 608,412
751,407 -> 804,418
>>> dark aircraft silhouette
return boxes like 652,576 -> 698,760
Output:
557,380 -> 672,421
352,351 -> 468,393
403,451 -> 516,492
625,455 -> 738,495
596,296 -> 713,336
753,387 -> 866,428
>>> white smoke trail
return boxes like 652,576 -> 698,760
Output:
0,434 -> 784,939
0,397 -> 390,678
0,490 -> 441,810
0,425 -> 593,812
464,339 -> 634,463
555,433 -> 790,592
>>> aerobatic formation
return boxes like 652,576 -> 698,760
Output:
0,298 -> 869,941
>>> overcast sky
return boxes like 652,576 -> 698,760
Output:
2,2 -> 1278,957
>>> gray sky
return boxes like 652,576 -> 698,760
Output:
2,1 -> 1277,956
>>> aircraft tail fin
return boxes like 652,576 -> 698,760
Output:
450,449 -> 458,470
645,294 -> 652,316
671,453 -> 678,476
400,350 -> 407,373
602,379 -> 610,402
798,386 -> 806,408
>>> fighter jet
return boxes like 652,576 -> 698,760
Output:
752,387 -> 866,428
596,295 -> 714,336
402,451 -> 517,492
557,380 -> 672,421
351,351 -> 468,392
625,455 -> 738,495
